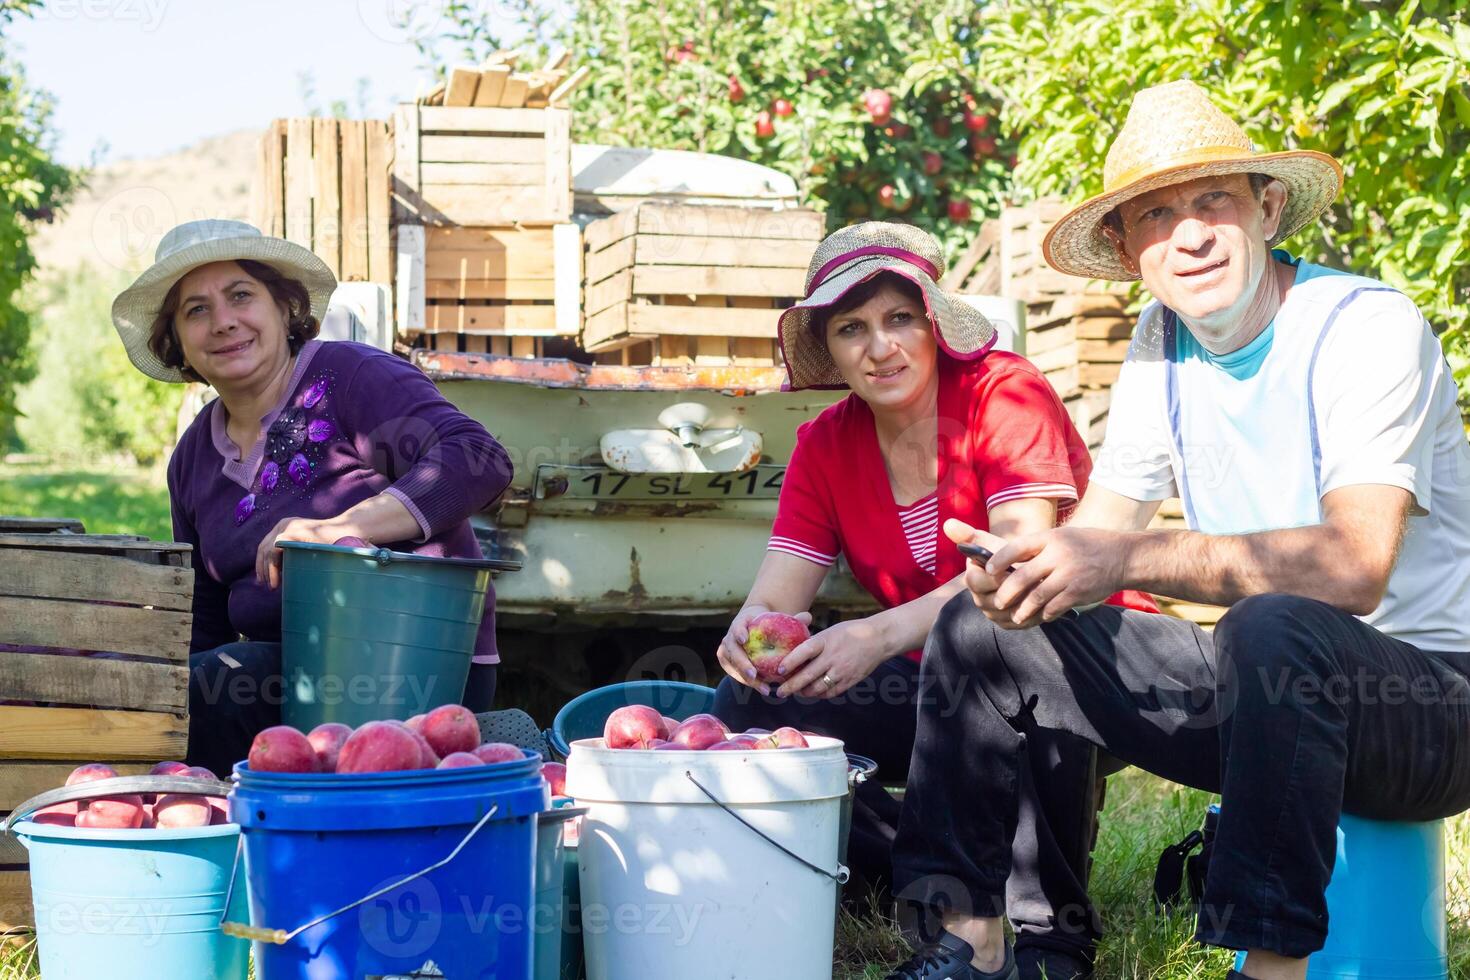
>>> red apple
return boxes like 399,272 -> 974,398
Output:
706,741 -> 746,751
652,740 -> 684,750
32,803 -> 76,827
948,199 -> 973,222
422,704 -> 480,758
336,721 -> 422,773
333,535 -> 369,549
82,795 -> 145,829
756,726 -> 810,750
754,111 -> 775,139
207,797 -> 230,824
66,763 -> 118,786
878,184 -> 898,210
541,762 -> 568,796
472,742 -> 522,764
922,151 -> 943,176
964,110 -> 991,133
862,87 -> 892,123
972,136 -> 998,158
604,705 -> 665,749
154,793 -> 212,828
884,123 -> 912,139
307,723 -> 353,772
932,116 -> 953,138
773,98 -> 794,118
248,726 -> 319,773
180,766 -> 217,782
143,760 -> 190,803
140,804 -> 155,829
726,734 -> 761,747
659,716 -> 679,740
669,714 -> 730,751
743,612 -> 811,681
728,75 -> 745,102
437,752 -> 485,769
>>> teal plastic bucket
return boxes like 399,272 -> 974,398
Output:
11,821 -> 249,979
533,807 -> 585,980
1235,814 -> 1447,978
549,680 -> 717,758
279,540 -> 507,728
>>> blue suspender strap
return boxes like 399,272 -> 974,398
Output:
1162,309 -> 1201,528
1305,287 -> 1397,500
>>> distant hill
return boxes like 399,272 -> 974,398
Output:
32,128 -> 260,281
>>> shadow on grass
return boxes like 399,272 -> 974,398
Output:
0,463 -> 172,541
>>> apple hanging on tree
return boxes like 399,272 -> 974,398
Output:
878,184 -> 898,210
862,87 -> 892,125
922,151 -> 943,176
773,98 -> 795,118
948,198 -> 973,223
964,110 -> 991,133
754,110 -> 775,140
728,75 -> 745,103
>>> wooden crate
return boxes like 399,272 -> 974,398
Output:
392,105 -> 572,226
581,204 -> 823,363
0,531 -> 193,929
252,117 -> 393,282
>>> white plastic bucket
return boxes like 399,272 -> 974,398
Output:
566,735 -> 850,980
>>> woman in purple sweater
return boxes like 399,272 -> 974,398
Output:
111,220 -> 513,775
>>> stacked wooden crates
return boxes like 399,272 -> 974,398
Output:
252,117 -> 394,283
0,523 -> 193,928
393,55 -> 585,356
580,203 -> 824,366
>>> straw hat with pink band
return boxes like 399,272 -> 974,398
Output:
1042,80 -> 1343,282
778,221 -> 997,391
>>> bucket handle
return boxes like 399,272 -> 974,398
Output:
684,771 -> 849,885
218,803 -> 499,945
3,775 -> 235,834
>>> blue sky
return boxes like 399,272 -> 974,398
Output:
10,0 -> 527,166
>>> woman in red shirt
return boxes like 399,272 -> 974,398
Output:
713,222 -> 1153,979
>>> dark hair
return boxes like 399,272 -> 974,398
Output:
811,270 -> 927,343
1101,171 -> 1277,237
148,258 -> 320,383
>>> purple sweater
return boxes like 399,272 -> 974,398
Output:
168,340 -> 513,664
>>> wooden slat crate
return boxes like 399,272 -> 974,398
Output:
0,531 -> 193,929
580,204 -> 824,364
392,105 -> 572,226
252,117 -> 393,282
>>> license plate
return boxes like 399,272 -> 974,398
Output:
536,465 -> 785,500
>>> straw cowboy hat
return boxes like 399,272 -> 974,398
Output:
1042,80 -> 1343,282
778,221 -> 996,390
111,219 -> 337,383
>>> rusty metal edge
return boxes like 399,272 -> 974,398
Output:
412,351 -> 788,395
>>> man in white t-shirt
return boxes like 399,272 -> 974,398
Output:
883,81 -> 1470,980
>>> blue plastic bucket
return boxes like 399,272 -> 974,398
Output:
533,807 -> 585,980
11,821 -> 249,979
1235,814 -> 1447,978
549,680 -> 716,757
279,541 -> 509,728
230,753 -> 545,979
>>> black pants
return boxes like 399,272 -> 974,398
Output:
713,655 -> 1100,961
186,640 -> 498,778
894,592 -> 1470,958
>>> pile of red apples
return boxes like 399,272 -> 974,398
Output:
602,707 -> 809,751
31,761 -> 226,830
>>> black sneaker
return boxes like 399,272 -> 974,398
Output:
883,930 -> 1019,980
1015,945 -> 1094,980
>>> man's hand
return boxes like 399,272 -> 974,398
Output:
944,518 -> 1131,629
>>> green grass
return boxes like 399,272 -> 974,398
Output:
0,457 -> 171,541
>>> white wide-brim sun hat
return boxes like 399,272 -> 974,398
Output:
1042,80 -> 1343,282
778,221 -> 997,391
111,219 -> 337,383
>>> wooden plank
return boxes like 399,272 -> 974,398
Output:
584,237 -> 637,285
0,656 -> 187,712
542,107 -> 571,222
544,47 -> 572,72
0,706 -> 186,761
633,204 -> 825,242
511,336 -> 537,358
444,66 -> 480,106
548,65 -> 590,106
424,247 -> 554,281
1044,364 -> 1080,398
426,227 -> 554,251
311,118 -> 341,276
472,67 -> 511,108
0,870 -> 32,930
1079,363 -> 1122,388
1073,316 -> 1135,341
0,548 -> 190,610
584,268 -> 632,317
0,597 -> 190,662
1078,338 -> 1131,363
498,73 -> 531,108
419,106 -> 549,135
731,337 -> 779,365
365,121 -> 392,282
395,224 -> 426,334
418,184 -> 560,225
424,303 -> 561,335
339,119 -> 370,281
424,278 -> 556,301
656,335 -> 689,364
419,162 -> 544,185
695,336 -> 732,366
582,208 -> 641,253
583,302 -> 780,348
1024,322 -> 1077,357
419,135 -> 545,165
1027,344 -> 1076,375
0,761 -> 149,811
0,834 -> 25,867
284,118 -> 314,248
633,235 -> 817,269
553,222 -> 582,337
392,104 -> 420,223
259,120 -> 285,237
490,337 -> 511,355
0,517 -> 85,534
631,265 -> 807,299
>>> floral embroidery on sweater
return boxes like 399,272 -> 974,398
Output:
233,371 -> 339,526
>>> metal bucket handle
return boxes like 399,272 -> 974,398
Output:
217,803 -> 500,945
684,771 -> 849,884
3,775 -> 235,835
